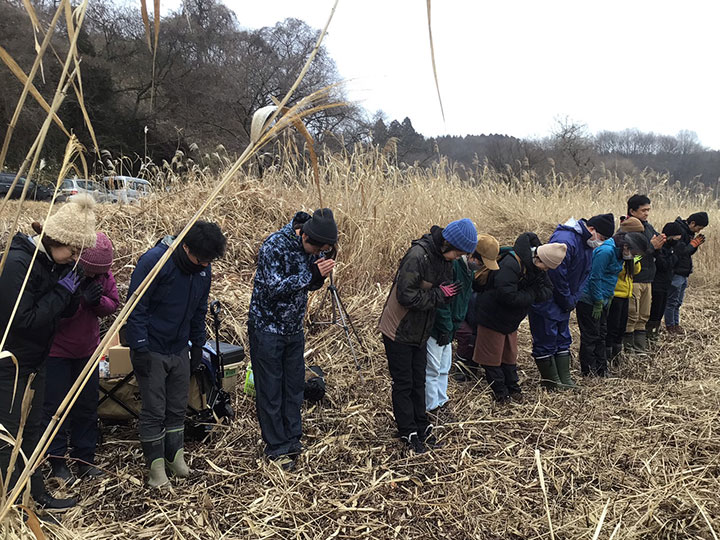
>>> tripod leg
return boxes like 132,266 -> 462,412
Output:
333,289 -> 365,349
331,289 -> 364,376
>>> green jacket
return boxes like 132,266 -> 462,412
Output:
430,258 -> 473,341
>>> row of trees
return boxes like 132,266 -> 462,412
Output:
2,0 -> 717,185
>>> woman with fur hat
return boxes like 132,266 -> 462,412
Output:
42,232 -> 119,482
473,233 -> 566,403
0,194 -> 96,511
379,218 -> 477,454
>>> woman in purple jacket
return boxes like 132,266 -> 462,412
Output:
42,232 -> 119,480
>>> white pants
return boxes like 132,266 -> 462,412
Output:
425,336 -> 452,411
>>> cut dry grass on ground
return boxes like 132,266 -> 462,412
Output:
2,159 -> 720,539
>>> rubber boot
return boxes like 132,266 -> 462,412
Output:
605,347 -> 614,367
140,434 -> 170,488
622,332 -> 636,353
646,321 -> 661,345
534,355 -> 561,391
633,330 -> 648,352
554,351 -> 576,389
482,365 -> 510,403
610,343 -> 623,367
501,363 -> 523,402
165,427 -> 190,478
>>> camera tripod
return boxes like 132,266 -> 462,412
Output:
309,272 -> 365,374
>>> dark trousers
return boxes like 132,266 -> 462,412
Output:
42,356 -> 99,464
0,364 -> 46,498
529,311 -> 573,357
648,285 -> 669,324
383,334 -> 429,438
577,301 -> 609,376
131,349 -> 190,442
605,297 -> 629,347
248,325 -> 305,457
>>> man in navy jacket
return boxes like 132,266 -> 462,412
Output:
528,214 -> 615,389
127,221 -> 226,488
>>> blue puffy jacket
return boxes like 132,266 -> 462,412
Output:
530,218 -> 593,321
579,238 -> 623,305
126,236 -> 210,354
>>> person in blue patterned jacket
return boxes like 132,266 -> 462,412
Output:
248,209 -> 337,470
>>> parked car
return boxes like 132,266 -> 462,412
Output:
59,178 -> 116,203
103,176 -> 152,203
0,173 -> 53,201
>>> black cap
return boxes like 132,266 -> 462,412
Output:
662,222 -> 683,237
302,208 -> 338,245
587,213 -> 615,239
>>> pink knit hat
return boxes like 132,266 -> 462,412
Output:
79,232 -> 113,275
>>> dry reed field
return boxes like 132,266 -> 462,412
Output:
2,154 -> 720,539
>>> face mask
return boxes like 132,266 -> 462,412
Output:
468,259 -> 484,272
623,252 -> 634,260
586,238 -> 604,249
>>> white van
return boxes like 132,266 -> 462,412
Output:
103,176 -> 151,203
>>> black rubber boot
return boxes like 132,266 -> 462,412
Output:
610,343 -> 623,366
534,355 -> 561,391
501,363 -> 522,401
633,330 -> 648,352
482,365 -> 510,402
646,321 -> 661,345
555,351 -> 576,389
622,332 -> 636,353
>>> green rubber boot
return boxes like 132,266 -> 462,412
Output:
555,351 -> 576,389
534,355 -> 561,391
633,330 -> 648,353
140,435 -> 170,489
165,427 -> 190,478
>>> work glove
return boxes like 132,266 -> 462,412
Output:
690,234 -> 705,248
436,332 -> 452,347
57,270 -> 81,294
591,300 -> 604,320
439,281 -> 462,300
190,345 -> 204,372
82,281 -> 103,306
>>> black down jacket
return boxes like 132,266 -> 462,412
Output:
475,232 -> 552,335
0,233 -> 76,372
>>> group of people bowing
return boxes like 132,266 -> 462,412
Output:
0,193 -> 708,517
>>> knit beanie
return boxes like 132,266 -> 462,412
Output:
442,218 -> 477,253
619,216 -> 644,233
79,232 -> 113,275
662,222 -> 683,237
42,194 -> 97,249
474,234 -> 500,270
587,213 -> 615,239
536,243 -> 567,269
302,208 -> 338,245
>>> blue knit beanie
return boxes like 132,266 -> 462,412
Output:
442,219 -> 477,253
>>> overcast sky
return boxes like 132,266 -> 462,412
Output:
179,0 -> 720,149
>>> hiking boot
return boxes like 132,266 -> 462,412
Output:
509,391 -> 524,404
140,435 -> 170,489
675,324 -> 686,334
534,355 -> 561,391
50,460 -> 73,483
165,428 -> 190,478
554,352 -> 576,389
77,464 -> 104,478
271,454 -> 297,472
401,432 -> 427,454
633,330 -> 648,352
622,332 -> 636,353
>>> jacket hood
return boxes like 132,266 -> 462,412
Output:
159,235 -> 175,248
675,216 -> 691,235
412,225 -> 444,258
559,218 -> 592,242
10,232 -> 35,255
513,232 -> 541,273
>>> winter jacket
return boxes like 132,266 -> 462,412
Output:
0,233 -> 76,371
430,257 -> 473,342
633,220 -> 661,283
653,240 -> 679,292
126,236 -> 211,354
50,270 -> 120,359
613,258 -> 641,299
475,233 -> 552,335
579,238 -> 623,305
530,218 -> 593,321
248,212 -> 326,335
673,217 -> 699,277
378,226 -> 453,346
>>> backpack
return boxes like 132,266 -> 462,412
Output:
472,247 -> 522,289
